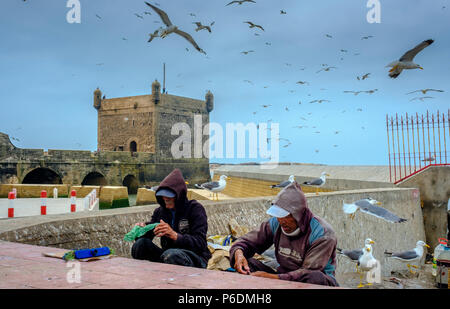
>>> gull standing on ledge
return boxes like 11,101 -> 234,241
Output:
145,2 -> 206,54
195,175 -> 228,201
343,197 -> 407,223
270,175 -> 295,188
386,39 -> 434,78
357,244 -> 379,288
384,240 -> 430,274
337,238 -> 375,272
302,172 -> 329,195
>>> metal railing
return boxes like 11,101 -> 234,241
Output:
386,109 -> 449,184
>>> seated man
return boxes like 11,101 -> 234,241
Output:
229,182 -> 339,286
131,168 -> 211,268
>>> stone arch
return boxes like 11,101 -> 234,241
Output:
123,174 -> 138,194
22,167 -> 63,184
81,171 -> 107,186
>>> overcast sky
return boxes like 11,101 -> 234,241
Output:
1,0 -> 449,165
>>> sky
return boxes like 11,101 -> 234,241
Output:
0,0 -> 449,166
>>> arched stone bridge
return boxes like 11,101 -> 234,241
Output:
0,133 -> 209,194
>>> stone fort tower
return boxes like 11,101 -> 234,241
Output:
93,81 -> 214,157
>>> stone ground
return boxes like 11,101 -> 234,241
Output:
336,263 -> 439,289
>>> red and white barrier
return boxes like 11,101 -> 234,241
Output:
40,190 -> 47,215
8,191 -> 15,218
70,190 -> 76,212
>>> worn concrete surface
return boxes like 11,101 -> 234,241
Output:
0,240 -> 334,289
0,187 -> 426,278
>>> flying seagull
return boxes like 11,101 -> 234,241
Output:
270,175 -> 295,188
410,96 -> 434,102
226,0 -> 256,6
386,39 -> 434,78
357,73 -> 371,80
302,172 -> 330,195
134,13 -> 144,19
244,21 -> 264,31
337,238 -> 376,272
195,175 -> 228,201
145,2 -> 206,55
384,240 -> 430,274
280,10 -> 287,14
241,50 -> 255,55
361,35 -> 374,40
193,21 -> 214,33
343,197 -> 407,223
309,99 -> 330,104
316,66 -> 337,73
406,89 -> 444,95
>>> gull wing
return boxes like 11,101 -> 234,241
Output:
390,250 -> 419,260
303,177 -> 323,186
145,2 -> 173,26
174,29 -> 206,54
340,249 -> 363,261
359,203 -> 407,223
201,181 -> 220,190
399,39 -> 434,62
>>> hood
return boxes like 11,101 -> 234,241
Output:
271,182 -> 312,233
155,169 -> 188,210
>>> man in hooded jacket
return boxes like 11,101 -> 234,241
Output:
131,169 -> 211,268
229,181 -> 339,286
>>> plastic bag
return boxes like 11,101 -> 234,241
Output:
123,223 -> 159,242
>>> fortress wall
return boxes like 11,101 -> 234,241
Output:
0,187 -> 425,277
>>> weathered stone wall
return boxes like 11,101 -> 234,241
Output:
0,184 -> 69,198
397,166 -> 450,250
156,94 -> 209,161
0,188 -> 425,277
97,95 -> 156,153
0,133 -> 210,190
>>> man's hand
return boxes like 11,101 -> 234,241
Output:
250,271 -> 279,280
234,249 -> 250,275
153,219 -> 178,241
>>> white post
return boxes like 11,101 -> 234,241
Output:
53,187 -> 58,199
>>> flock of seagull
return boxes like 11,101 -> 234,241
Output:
191,172 -> 426,287
128,1 -> 443,158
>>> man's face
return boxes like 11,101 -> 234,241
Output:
277,214 -> 298,234
163,196 -> 175,209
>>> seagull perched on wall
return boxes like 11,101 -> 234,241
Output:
356,244 -> 379,288
145,2 -> 206,54
270,175 -> 295,188
386,39 -> 434,78
384,240 -> 430,274
195,175 -> 228,201
302,172 -> 330,195
343,197 -> 407,223
337,238 -> 375,272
